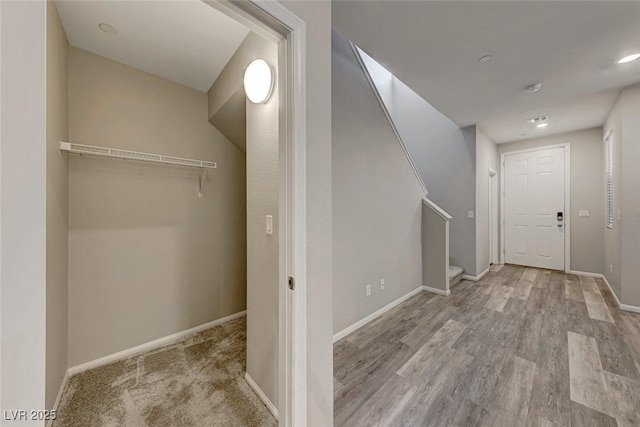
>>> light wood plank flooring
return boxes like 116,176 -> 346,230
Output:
334,265 -> 640,426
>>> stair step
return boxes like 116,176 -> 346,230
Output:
448,266 -> 463,279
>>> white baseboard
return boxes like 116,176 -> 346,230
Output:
570,270 -> 602,278
245,372 -> 278,421
461,267 -> 490,282
571,271 -> 640,314
422,285 -> 450,296
68,311 -> 247,376
47,371 -> 70,427
333,286 -> 425,343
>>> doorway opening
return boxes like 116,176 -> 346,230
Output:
45,1 -> 306,425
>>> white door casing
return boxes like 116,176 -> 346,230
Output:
503,146 -> 567,271
489,168 -> 498,265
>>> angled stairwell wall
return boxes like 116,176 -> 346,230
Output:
332,29 -> 427,334
357,47 -> 478,277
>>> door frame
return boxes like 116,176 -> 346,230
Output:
499,143 -> 571,273
205,2 -> 307,426
488,168 -> 498,265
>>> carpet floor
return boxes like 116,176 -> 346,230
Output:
53,316 -> 276,427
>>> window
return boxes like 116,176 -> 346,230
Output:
605,130 -> 613,229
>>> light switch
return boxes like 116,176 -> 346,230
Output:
467,210 -> 474,219
266,215 -> 273,235
578,210 -> 590,218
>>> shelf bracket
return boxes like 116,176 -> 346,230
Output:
198,168 -> 208,197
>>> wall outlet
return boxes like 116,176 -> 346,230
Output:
380,279 -> 385,290
610,264 -> 613,274
365,284 -> 371,297
467,210 -> 474,219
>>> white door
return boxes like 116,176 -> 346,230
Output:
504,147 -> 565,270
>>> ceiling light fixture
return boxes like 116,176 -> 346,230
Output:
244,59 -> 274,104
527,115 -> 549,129
98,23 -> 117,35
617,53 -> 640,64
524,82 -> 542,94
479,55 -> 492,63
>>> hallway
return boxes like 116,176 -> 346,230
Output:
334,265 -> 640,426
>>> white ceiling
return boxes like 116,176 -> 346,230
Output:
55,0 -> 250,92
333,1 -> 640,143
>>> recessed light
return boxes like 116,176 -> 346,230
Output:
617,53 -> 640,64
479,55 -> 492,63
527,115 -> 549,128
524,82 -> 542,94
98,23 -> 117,35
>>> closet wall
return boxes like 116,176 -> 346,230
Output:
46,0 -> 69,407
67,47 -> 247,366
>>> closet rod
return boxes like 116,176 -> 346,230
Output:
59,141 -> 217,169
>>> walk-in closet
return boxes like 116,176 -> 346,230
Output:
45,1 -> 280,425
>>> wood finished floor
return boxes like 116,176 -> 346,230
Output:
333,265 -> 640,427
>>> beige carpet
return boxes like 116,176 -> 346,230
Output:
53,316 -> 276,427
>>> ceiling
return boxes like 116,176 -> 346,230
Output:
55,0 -> 250,92
333,1 -> 640,143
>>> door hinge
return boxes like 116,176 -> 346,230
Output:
288,276 -> 295,291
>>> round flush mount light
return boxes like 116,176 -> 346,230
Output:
98,23 -> 117,35
524,82 -> 542,94
479,55 -> 492,63
617,53 -> 640,64
527,115 -> 549,128
244,59 -> 274,104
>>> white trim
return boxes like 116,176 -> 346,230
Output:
569,269 -> 602,278
461,267 -> 490,282
47,371 -> 70,427
333,286 -> 425,343
489,168 -> 499,265
571,271 -> 640,314
422,285 -> 451,296
245,372 -> 279,421
620,303 -> 640,314
500,143 -> 571,273
68,311 -> 246,376
351,41 -> 429,197
422,198 -> 452,221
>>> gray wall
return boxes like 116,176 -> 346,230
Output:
207,34 -> 272,153
604,85 -> 640,306
67,47 -> 247,366
498,127 -> 604,274
422,201 -> 450,293
1,0 -> 48,416
358,50 -> 477,276
475,128 -> 498,275
390,84 -> 477,276
332,29 -> 424,333
243,36 -> 280,407
45,0 -> 69,408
